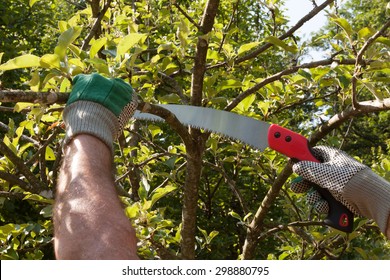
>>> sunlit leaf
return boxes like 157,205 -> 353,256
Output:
54,27 -> 82,59
331,18 -> 353,36
264,36 -> 297,53
23,194 -> 54,204
358,27 -> 374,39
125,204 -> 140,219
89,37 -> 108,58
228,211 -> 242,221
45,146 -> 56,161
237,42 -> 261,56
150,185 -> 177,207
375,36 -> 390,47
40,54 -> 61,69
116,33 -> 146,57
29,0 -> 40,7
0,54 -> 40,71
236,94 -> 255,112
40,205 -> 53,218
217,79 -> 242,91
14,103 -> 34,113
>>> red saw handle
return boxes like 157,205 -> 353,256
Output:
268,124 -> 353,233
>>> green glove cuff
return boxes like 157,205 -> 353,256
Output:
344,168 -> 390,233
63,101 -> 118,152
67,73 -> 135,116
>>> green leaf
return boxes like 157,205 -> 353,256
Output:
358,27 -> 374,39
116,33 -> 146,57
354,247 -> 368,259
23,194 -> 54,204
264,36 -> 297,53
208,230 -> 219,240
331,18 -> 353,36
45,146 -> 56,161
0,54 -> 41,71
29,0 -> 40,7
54,27 -> 82,59
228,211 -> 242,221
125,204 -> 140,219
86,58 -> 110,74
158,93 -> 181,104
40,54 -> 61,69
89,37 -> 107,58
148,124 -> 162,138
375,36 -> 390,47
217,79 -> 242,91
14,102 -> 34,113
237,42 -> 261,56
40,205 -> 53,218
150,185 -> 177,208
236,94 -> 255,112
298,69 -> 312,80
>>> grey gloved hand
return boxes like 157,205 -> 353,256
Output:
63,73 -> 138,153
291,146 -> 390,233
291,146 -> 367,215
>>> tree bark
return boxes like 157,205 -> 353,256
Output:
180,0 -> 220,259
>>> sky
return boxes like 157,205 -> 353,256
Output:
282,0 -> 330,61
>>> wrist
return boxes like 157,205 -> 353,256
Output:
63,100 -> 118,153
344,168 -> 390,233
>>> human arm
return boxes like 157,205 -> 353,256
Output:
54,74 -> 139,259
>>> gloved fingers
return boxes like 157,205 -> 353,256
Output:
313,199 -> 330,214
290,177 -> 330,214
292,160 -> 330,184
307,189 -> 329,214
290,176 -> 311,193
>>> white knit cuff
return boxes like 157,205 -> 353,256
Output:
62,101 -> 118,153
344,168 -> 390,233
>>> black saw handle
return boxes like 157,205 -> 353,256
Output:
268,124 -> 354,233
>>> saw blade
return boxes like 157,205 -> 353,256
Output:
133,104 -> 270,151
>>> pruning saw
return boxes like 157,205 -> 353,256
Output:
133,104 -> 354,233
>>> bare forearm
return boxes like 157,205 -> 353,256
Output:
54,135 -> 138,259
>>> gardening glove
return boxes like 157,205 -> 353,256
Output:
291,146 -> 390,233
63,73 -> 138,153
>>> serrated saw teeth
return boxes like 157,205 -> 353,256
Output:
133,104 -> 270,152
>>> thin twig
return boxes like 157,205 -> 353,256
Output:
173,3 -> 201,30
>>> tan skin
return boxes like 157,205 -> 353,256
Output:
54,134 -> 138,259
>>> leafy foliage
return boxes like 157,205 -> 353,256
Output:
0,0 -> 389,260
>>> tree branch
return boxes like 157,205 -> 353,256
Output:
0,90 -> 69,104
0,171 -> 29,189
191,0 -> 220,106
